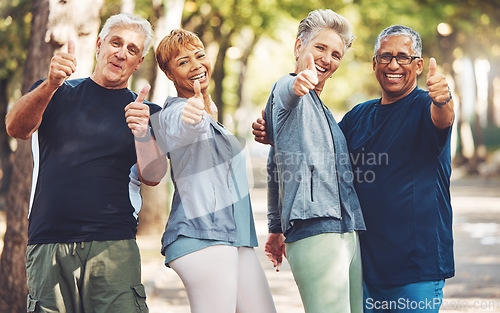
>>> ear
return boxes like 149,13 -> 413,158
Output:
416,57 -> 424,76
372,56 -> 377,71
95,37 -> 102,55
135,56 -> 145,71
294,38 -> 303,61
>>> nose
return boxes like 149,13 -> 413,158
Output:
388,56 -> 400,70
116,47 -> 126,59
319,52 -> 330,66
191,58 -> 202,71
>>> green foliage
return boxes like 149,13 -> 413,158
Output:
0,0 -> 31,80
2,0 -> 499,127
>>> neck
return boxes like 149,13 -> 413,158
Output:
90,72 -> 128,89
381,85 -> 417,105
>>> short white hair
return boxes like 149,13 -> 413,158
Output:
98,13 -> 154,57
374,25 -> 422,57
297,9 -> 355,54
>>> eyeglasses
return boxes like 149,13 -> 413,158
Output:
375,54 -> 420,65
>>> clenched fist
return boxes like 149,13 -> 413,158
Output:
293,53 -> 318,97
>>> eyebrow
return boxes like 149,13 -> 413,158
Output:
175,56 -> 189,63
175,49 -> 204,62
379,52 -> 411,56
109,35 -> 141,52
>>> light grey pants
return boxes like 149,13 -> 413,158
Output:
286,231 -> 363,313
169,245 -> 277,313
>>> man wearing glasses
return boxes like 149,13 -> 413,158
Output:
338,25 -> 455,312
253,25 -> 455,312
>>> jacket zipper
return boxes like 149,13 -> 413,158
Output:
310,165 -> 314,202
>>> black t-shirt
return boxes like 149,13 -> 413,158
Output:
28,78 -> 161,244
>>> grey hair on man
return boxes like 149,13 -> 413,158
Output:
296,9 -> 355,54
374,25 -> 422,57
98,13 -> 154,57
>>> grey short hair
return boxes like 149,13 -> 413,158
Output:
296,9 -> 355,55
98,13 -> 154,57
374,25 -> 422,57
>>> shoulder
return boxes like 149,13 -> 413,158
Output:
414,88 -> 431,104
143,100 -> 161,113
163,96 -> 186,110
159,96 -> 186,119
346,98 -> 378,117
275,74 -> 296,90
65,77 -> 88,88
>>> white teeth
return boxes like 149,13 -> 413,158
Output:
191,73 -> 206,80
315,64 -> 326,72
386,74 -> 402,78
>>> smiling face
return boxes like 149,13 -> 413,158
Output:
166,45 -> 211,99
295,28 -> 344,91
91,26 -> 146,89
373,35 -> 423,104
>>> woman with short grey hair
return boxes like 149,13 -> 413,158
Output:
264,9 -> 366,313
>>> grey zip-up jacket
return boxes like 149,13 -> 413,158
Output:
154,96 -> 247,250
265,74 -> 365,235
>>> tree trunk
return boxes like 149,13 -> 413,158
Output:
0,79 -> 12,204
234,33 -> 259,135
0,0 -> 103,311
213,29 -> 233,122
0,0 -> 52,310
138,0 -> 185,235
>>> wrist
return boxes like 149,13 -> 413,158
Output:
432,87 -> 452,108
134,126 -> 152,143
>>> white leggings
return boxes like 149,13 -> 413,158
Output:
169,245 -> 276,313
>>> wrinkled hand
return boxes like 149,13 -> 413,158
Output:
426,57 -> 450,104
252,109 -> 270,144
48,40 -> 77,88
182,80 -> 205,124
265,233 -> 286,272
125,85 -> 151,138
293,53 -> 318,97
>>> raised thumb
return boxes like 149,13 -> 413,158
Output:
193,80 -> 202,98
428,57 -> 437,78
136,84 -> 151,103
68,39 -> 76,56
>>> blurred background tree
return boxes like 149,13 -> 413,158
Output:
0,0 -> 499,310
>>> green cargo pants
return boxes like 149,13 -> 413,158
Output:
26,239 -> 148,313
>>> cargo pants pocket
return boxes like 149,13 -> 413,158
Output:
131,284 -> 149,313
27,294 -> 38,312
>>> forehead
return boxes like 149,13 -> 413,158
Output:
309,28 -> 343,47
377,35 -> 414,55
105,27 -> 145,46
173,44 -> 203,59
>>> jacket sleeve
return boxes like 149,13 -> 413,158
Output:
267,146 -> 283,233
156,98 -> 211,153
276,75 -> 301,112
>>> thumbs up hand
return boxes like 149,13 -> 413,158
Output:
293,53 -> 319,97
426,57 -> 451,106
48,40 -> 77,88
125,85 -> 152,138
182,80 -> 206,125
